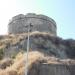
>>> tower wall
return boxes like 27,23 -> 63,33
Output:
8,13 -> 57,36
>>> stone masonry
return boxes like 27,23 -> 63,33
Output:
8,13 -> 57,36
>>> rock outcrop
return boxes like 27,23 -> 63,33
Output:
0,31 -> 75,59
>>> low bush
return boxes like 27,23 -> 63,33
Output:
0,49 -> 4,60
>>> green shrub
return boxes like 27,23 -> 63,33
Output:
0,49 -> 4,60
11,52 -> 17,59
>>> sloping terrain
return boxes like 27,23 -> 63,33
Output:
0,31 -> 75,59
0,51 -> 75,75
0,32 -> 75,75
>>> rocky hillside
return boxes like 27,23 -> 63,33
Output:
0,51 -> 75,75
0,31 -> 75,75
0,31 -> 75,59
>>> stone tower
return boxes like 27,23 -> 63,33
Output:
8,13 -> 57,36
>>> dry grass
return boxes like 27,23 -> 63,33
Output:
0,51 -> 75,75
0,51 -> 44,75
0,32 -> 75,75
0,31 -> 54,49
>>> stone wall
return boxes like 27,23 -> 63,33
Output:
8,13 -> 57,36
29,63 -> 75,75
39,64 -> 75,75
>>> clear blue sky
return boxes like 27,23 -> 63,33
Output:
0,0 -> 75,39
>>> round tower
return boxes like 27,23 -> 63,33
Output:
8,13 -> 57,36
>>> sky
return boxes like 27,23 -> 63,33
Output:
0,0 -> 75,39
